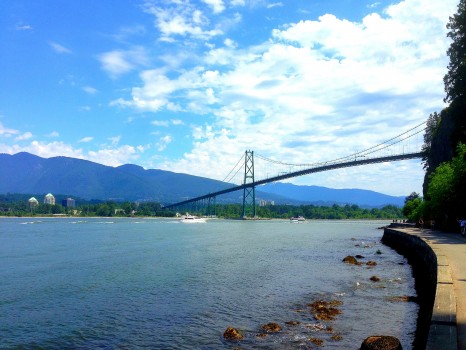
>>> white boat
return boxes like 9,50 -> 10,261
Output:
290,216 -> 305,222
180,214 -> 207,223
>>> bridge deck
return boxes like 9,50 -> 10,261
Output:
164,152 -> 422,209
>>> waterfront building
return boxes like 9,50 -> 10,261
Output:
28,197 -> 39,209
259,199 -> 275,207
44,193 -> 55,205
62,198 -> 76,208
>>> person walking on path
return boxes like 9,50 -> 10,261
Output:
459,219 -> 466,236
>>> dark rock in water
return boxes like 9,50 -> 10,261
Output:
343,255 -> 360,265
386,295 -> 418,303
309,337 -> 324,346
360,335 -> 402,350
366,261 -> 377,266
308,299 -> 342,321
370,276 -> 381,282
223,326 -> 243,340
285,320 -> 300,326
261,322 -> 282,333
356,254 -> 365,259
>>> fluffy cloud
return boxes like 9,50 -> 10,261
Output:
202,0 -> 226,13
0,140 -> 147,168
143,0 -> 223,41
15,132 -> 33,141
0,123 -> 19,137
121,0 -> 455,195
98,47 -> 148,78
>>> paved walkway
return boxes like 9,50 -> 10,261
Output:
395,227 -> 465,349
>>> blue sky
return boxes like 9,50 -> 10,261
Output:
0,0 -> 458,196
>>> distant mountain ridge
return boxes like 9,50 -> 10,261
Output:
0,152 -> 405,207
258,182 -> 405,208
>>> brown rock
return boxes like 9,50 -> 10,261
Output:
366,261 -> 377,266
309,337 -> 324,346
370,276 -> 381,282
308,300 -> 342,321
331,334 -> 343,341
343,255 -> 361,265
223,326 -> 243,340
386,296 -> 418,303
360,335 -> 402,350
261,322 -> 282,333
285,320 -> 300,326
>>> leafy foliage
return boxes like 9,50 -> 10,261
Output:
426,143 -> 466,229
444,0 -> 466,107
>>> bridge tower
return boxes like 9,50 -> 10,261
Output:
242,150 -> 256,218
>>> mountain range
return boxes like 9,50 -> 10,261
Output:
0,152 -> 405,207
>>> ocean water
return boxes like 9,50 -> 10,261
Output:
0,218 -> 418,349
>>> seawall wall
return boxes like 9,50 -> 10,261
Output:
382,227 -> 437,350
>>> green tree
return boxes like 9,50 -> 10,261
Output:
444,0 -> 466,107
427,143 -> 466,229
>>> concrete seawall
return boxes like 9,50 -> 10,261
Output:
382,226 -> 458,350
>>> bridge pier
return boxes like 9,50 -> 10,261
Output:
242,150 -> 256,219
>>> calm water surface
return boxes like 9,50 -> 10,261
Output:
0,218 -> 418,349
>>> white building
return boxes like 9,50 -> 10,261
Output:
28,197 -> 39,209
44,193 -> 56,205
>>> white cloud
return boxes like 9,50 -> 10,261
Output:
202,0 -> 226,13
267,2 -> 283,9
87,145 -> 142,166
0,123 -> 19,138
79,136 -> 94,143
143,1 -> 223,41
230,0 -> 245,6
98,46 -> 148,78
0,141 -> 146,168
83,86 -> 98,94
46,131 -> 60,138
108,136 -> 121,146
15,132 -> 33,141
49,41 -> 72,54
0,141 -> 84,160
127,0 -> 456,195
152,120 -> 170,127
15,24 -> 32,31
156,135 -> 173,151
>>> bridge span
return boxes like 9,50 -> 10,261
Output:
163,151 -> 423,211
164,122 -> 425,217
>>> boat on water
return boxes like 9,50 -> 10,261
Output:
180,214 -> 207,223
290,216 -> 305,222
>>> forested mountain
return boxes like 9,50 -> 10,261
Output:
0,152 -> 405,207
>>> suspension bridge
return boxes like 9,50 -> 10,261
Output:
164,123 -> 426,218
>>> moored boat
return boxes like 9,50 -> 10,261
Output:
180,213 -> 207,223
290,216 -> 305,222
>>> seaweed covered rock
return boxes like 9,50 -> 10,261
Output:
360,335 -> 402,350
343,256 -> 360,265
308,299 -> 342,321
223,326 -> 243,340
260,322 -> 282,333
